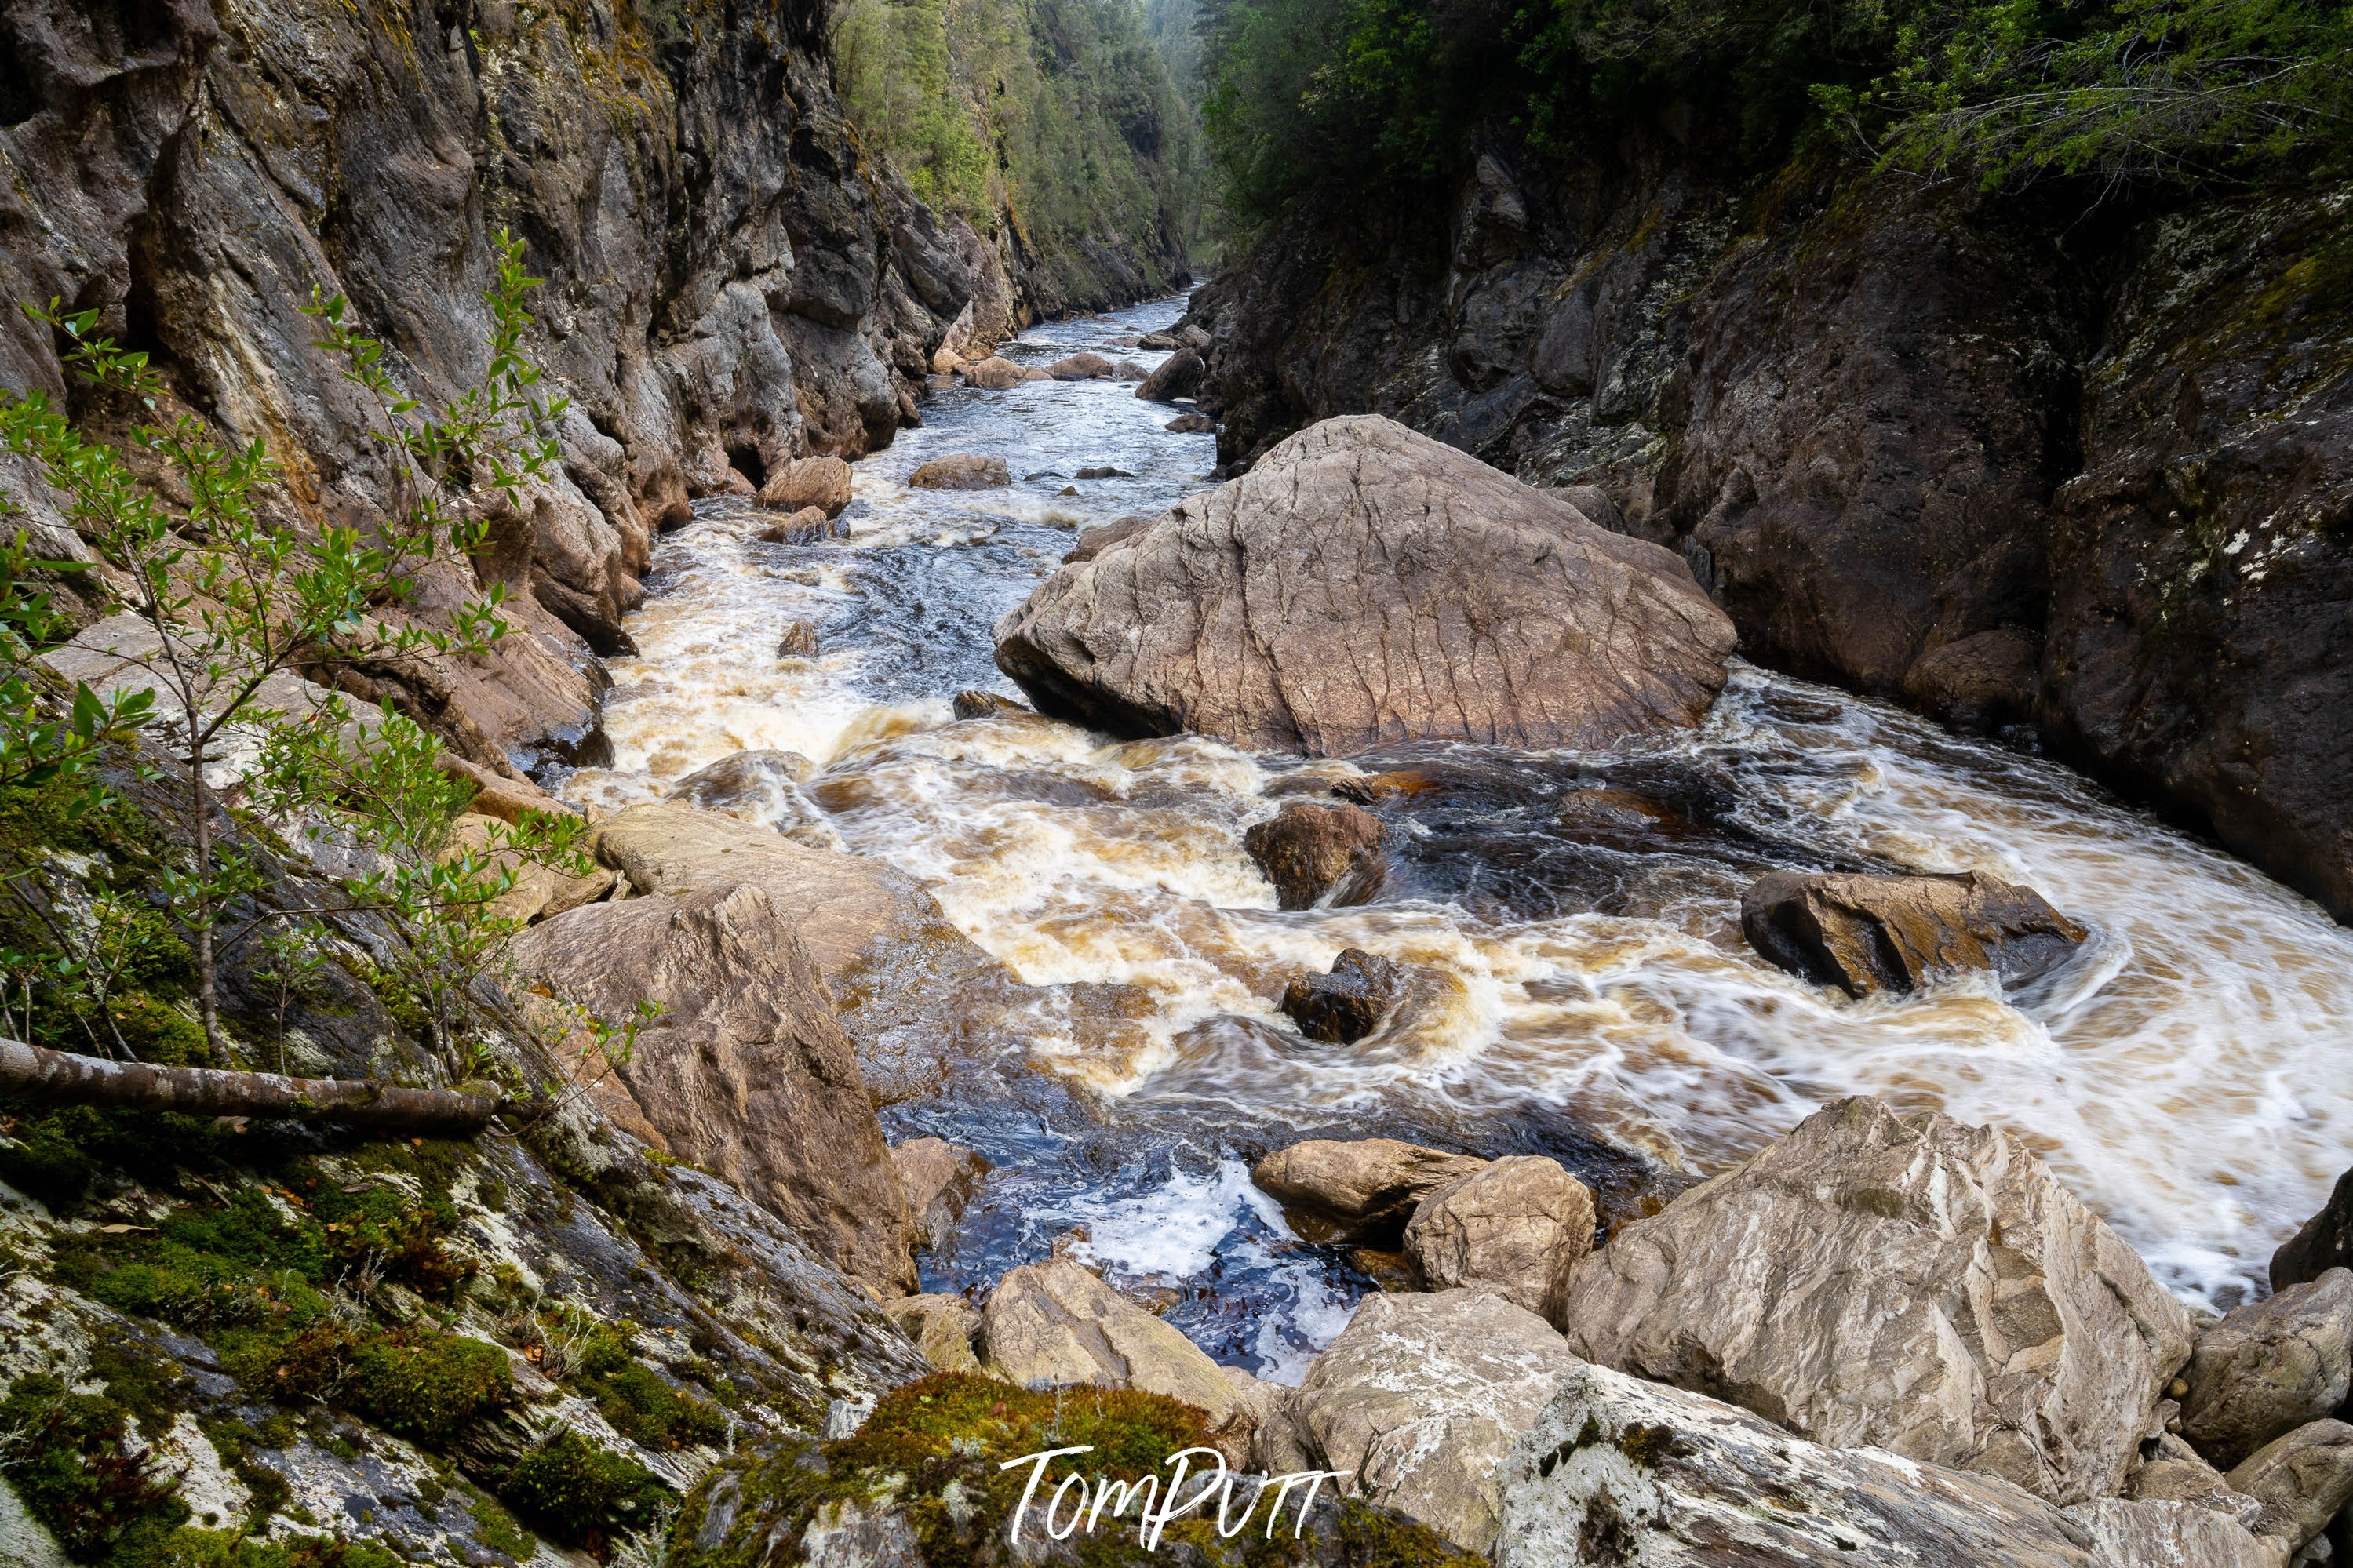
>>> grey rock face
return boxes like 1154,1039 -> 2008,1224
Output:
1267,1289 -> 1586,1553
2181,1270 -> 2353,1470
1739,868 -> 2089,998
1495,1362 -> 2283,1568
509,882 -> 919,1294
0,0 -> 967,771
1251,1138 -> 1489,1244
994,415 -> 1736,754
1558,1096 -> 2196,1504
1403,1156 -> 1596,1315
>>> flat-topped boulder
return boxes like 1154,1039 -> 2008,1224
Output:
908,453 -> 1009,489
993,415 -> 1736,753
1251,1137 -> 1488,1243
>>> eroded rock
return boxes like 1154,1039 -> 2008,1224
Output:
1557,1095 -> 2196,1504
1281,948 -> 1405,1043
1494,1362 -> 2282,1568
993,415 -> 1736,754
2274,1171 -> 2353,1290
961,356 -> 1027,388
1266,1289 -> 1585,1552
509,883 -> 918,1294
1136,348 -> 1204,402
1403,1156 -> 1595,1316
2181,1269 -> 2353,1470
1046,351 -> 1118,380
759,507 -> 837,545
777,620 -> 821,657
908,453 -> 1011,489
758,456 -> 854,516
2227,1420 -> 2353,1552
1740,868 -> 2089,997
884,1293 -> 983,1375
1244,800 -> 1386,910
1251,1139 -> 1488,1244
891,1137 -> 990,1246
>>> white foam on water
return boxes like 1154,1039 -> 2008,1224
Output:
566,297 -> 2353,1329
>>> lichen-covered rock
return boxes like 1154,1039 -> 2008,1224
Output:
2181,1269 -> 2353,1470
1251,1139 -> 1488,1244
883,1294 -> 983,1375
1740,868 -> 2089,997
993,416 -> 1736,754
1558,1096 -> 2196,1504
1266,1289 -> 1586,1553
1493,1362 -> 2283,1568
1244,800 -> 1386,910
508,883 -> 919,1294
1281,948 -> 1406,1044
1402,1156 -> 1595,1315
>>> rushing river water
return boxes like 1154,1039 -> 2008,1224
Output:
563,296 -> 2353,1377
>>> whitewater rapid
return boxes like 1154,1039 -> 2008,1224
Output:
563,296 -> 2353,1377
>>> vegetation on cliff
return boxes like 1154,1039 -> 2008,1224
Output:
832,0 -> 1207,302
1198,0 -> 2353,224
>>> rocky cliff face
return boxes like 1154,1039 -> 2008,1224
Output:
1187,155 -> 2353,921
0,0 -> 973,777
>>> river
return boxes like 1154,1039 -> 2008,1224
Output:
561,295 -> 2353,1379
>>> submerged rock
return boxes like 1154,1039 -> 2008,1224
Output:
759,506 -> 837,545
950,689 -> 1029,719
1282,947 -> 1405,1043
1245,800 -> 1386,910
908,453 -> 1011,489
1559,1096 -> 2196,1504
1402,1156 -> 1595,1315
1739,868 -> 2089,996
1262,1289 -> 1585,1552
511,883 -> 919,1294
993,415 -> 1736,754
1251,1138 -> 1488,1244
1493,1362 -> 2282,1568
2180,1269 -> 2353,1470
777,620 -> 821,656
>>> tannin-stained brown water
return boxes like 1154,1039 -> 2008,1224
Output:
563,297 -> 2353,1379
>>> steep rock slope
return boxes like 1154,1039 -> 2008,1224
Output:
0,0 -> 971,775
1186,155 -> 2353,920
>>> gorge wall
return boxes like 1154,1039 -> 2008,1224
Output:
1184,153 -> 2353,922
0,0 -> 983,777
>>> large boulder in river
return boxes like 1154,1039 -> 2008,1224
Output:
891,1137 -> 990,1246
1261,1289 -> 1586,1553
992,415 -> 1736,754
1135,347 -> 1204,402
1251,1138 -> 1488,1244
2180,1269 -> 2353,1470
757,455 -> 854,515
1244,800 -> 1385,909
1740,868 -> 2088,997
908,453 -> 1009,489
1493,1362 -> 2284,1568
510,884 -> 917,1295
960,355 -> 1027,388
1403,1156 -> 1595,1315
1557,1096 -> 2197,1504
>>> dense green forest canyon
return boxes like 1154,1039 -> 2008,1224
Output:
831,0 -> 1207,316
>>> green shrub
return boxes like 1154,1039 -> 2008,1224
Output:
500,1430 -> 670,1548
590,1360 -> 730,1452
346,1333 -> 510,1445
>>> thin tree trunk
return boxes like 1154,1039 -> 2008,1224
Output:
0,1035 -> 502,1132
189,761 -> 223,1060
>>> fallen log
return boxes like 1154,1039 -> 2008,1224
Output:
0,1036 -> 502,1133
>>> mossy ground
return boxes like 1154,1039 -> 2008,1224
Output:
668,1375 -> 1480,1568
